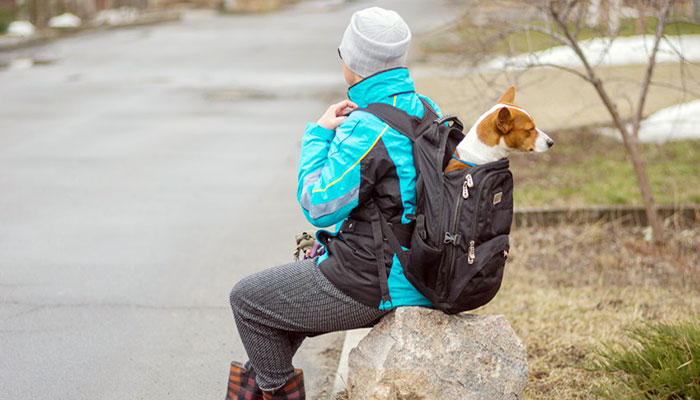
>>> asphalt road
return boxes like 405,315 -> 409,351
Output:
0,1 -> 459,398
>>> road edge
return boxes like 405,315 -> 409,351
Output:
331,328 -> 371,397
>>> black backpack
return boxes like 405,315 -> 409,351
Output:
358,98 -> 514,314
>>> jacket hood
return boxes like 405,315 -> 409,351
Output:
347,68 -> 415,108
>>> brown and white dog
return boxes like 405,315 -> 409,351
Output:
444,86 -> 553,173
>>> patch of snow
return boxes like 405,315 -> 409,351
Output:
49,13 -> 82,28
599,100 -> 700,143
638,100 -> 700,143
7,20 -> 36,37
8,58 -> 34,70
486,35 -> 700,70
93,8 -> 138,26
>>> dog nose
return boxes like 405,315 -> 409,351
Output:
546,138 -> 554,148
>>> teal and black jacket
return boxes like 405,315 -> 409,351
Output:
297,67 -> 442,310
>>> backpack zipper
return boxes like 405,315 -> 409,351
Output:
468,170 -> 506,265
443,171 -> 475,297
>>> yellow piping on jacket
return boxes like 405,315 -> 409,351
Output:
311,96 -> 397,194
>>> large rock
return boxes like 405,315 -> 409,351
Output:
347,307 -> 528,400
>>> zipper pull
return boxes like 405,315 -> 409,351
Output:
468,240 -> 475,264
462,173 -> 473,199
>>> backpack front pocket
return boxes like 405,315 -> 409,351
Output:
445,234 -> 509,313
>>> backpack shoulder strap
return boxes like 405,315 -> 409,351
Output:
355,97 -> 438,141
351,97 -> 441,309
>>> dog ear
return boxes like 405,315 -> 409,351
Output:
496,107 -> 513,134
497,86 -> 515,104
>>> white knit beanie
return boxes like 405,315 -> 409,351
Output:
338,7 -> 412,78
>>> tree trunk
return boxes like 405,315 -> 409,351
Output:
590,79 -> 665,244
625,137 -> 664,242
636,2 -> 647,35
547,1 -> 667,244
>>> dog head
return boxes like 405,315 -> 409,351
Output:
476,86 -> 553,153
447,86 -> 554,172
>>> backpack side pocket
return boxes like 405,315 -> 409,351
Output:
404,214 -> 444,304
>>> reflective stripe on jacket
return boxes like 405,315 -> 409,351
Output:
297,67 -> 442,309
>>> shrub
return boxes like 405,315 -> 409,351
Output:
590,319 -> 700,399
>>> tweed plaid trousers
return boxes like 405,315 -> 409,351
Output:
229,258 -> 389,391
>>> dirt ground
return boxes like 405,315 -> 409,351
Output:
478,222 -> 700,399
414,62 -> 700,132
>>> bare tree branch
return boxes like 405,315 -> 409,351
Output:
544,0 -> 666,243
470,24 -> 571,61
548,4 -> 597,73
561,0 -> 582,22
660,34 -> 690,64
547,2 -> 628,134
572,0 -> 585,38
501,24 -> 572,47
676,56 -> 700,102
631,0 -> 677,138
522,61 -> 594,82
648,80 -> 700,98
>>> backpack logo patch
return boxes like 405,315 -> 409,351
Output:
493,192 -> 503,205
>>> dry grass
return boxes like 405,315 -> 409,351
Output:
476,222 -> 700,399
332,222 -> 699,399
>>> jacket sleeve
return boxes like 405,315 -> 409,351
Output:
297,117 -> 368,228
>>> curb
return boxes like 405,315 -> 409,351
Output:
0,10 -> 181,52
331,328 -> 370,397
513,204 -> 700,228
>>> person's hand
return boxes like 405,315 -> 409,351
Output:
317,100 -> 358,130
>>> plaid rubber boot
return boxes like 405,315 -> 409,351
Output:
226,361 -> 263,400
262,369 -> 305,400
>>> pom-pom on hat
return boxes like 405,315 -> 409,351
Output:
338,7 -> 412,78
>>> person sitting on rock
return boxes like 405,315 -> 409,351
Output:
226,6 -> 443,400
